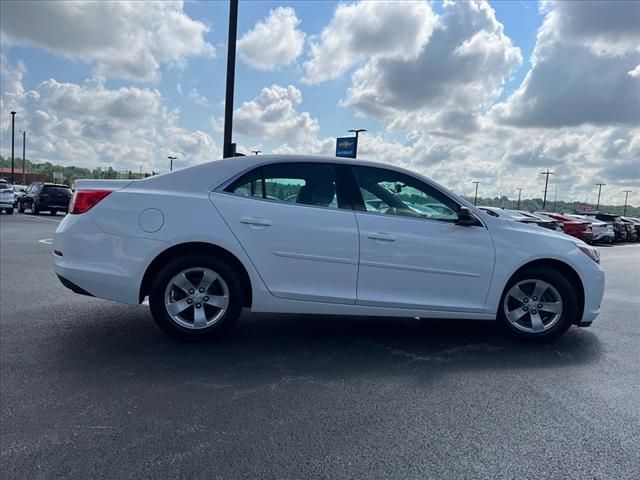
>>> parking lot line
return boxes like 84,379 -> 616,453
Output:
22,215 -> 63,223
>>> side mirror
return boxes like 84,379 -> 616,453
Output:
457,206 -> 477,226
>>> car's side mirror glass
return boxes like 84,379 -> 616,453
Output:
457,207 -> 477,226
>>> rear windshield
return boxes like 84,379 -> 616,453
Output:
42,186 -> 71,195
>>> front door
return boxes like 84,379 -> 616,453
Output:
212,162 -> 359,304
350,165 -> 495,313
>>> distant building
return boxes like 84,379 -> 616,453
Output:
0,167 -> 48,185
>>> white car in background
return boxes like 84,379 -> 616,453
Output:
567,214 -> 615,244
0,179 -> 15,214
53,155 -> 604,341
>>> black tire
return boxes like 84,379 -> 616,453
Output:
33,204 -> 40,215
18,201 -> 25,213
49,209 -> 57,215
6,207 -> 13,215
149,254 -> 243,340
498,266 -> 577,341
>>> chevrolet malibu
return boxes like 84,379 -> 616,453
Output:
53,155 -> 604,341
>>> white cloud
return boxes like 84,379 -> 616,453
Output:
0,60 -> 221,173
187,87 -> 210,106
343,1 -> 522,135
238,7 -> 305,71
303,1 -> 437,84
0,1 -> 214,81
226,85 -> 319,146
492,1 -> 640,127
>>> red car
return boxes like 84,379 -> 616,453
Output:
536,212 -> 593,242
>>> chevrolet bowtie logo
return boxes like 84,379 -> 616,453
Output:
338,141 -> 352,148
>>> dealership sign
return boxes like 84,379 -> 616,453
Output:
335,137 -> 357,158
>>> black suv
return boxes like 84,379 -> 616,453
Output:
18,182 -> 72,215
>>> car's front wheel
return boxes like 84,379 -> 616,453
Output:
18,201 -> 25,213
149,254 -> 243,340
498,267 -> 577,341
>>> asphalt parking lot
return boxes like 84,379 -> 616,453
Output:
1,212 -> 639,479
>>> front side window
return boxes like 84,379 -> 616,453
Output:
351,166 -> 459,222
225,163 -> 340,209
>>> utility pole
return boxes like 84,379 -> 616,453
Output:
595,183 -> 606,211
516,188 -> 523,209
251,150 -> 261,155
623,190 -> 632,216
168,155 -> 177,171
20,130 -> 26,185
472,181 -> 480,206
223,0 -> 239,158
540,169 -> 554,209
10,111 -> 16,184
348,129 -> 367,158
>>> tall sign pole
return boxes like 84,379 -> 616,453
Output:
10,111 -> 16,184
595,183 -> 605,211
22,130 -> 26,185
223,0 -> 239,158
472,181 -> 480,206
516,188 -> 523,209
622,190 -> 632,216
540,169 -> 554,210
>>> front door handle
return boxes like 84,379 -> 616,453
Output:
367,232 -> 396,242
240,217 -> 272,227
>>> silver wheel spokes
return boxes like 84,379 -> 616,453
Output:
164,267 -> 229,329
503,279 -> 563,334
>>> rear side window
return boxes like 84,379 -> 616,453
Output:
225,163 -> 341,209
42,186 -> 71,195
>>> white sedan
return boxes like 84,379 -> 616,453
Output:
53,155 -> 604,341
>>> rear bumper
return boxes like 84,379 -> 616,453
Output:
53,213 -> 166,304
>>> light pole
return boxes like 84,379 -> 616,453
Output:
168,155 -> 177,171
348,129 -> 367,158
516,188 -> 523,209
540,169 -> 554,209
623,190 -> 632,216
10,111 -> 16,184
223,0 -> 239,158
251,150 -> 261,155
472,181 -> 480,206
595,183 -> 605,211
19,130 -> 26,185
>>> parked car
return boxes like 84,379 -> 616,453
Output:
19,182 -> 72,215
537,212 -> 593,242
54,155 -> 604,342
580,212 -> 627,242
513,210 -> 564,232
478,206 -> 539,224
620,217 -> 640,242
0,179 -> 15,214
566,214 -> 614,244
12,184 -> 28,207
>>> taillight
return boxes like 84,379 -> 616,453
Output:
69,190 -> 112,214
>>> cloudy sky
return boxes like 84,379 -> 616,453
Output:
1,0 -> 638,205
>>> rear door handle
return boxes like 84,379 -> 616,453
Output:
240,217 -> 272,227
367,232 -> 396,242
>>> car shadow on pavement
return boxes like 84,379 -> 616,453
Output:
51,306 -> 603,383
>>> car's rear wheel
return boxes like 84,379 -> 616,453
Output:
149,254 -> 243,340
49,209 -> 57,215
498,266 -> 577,341
18,201 -> 25,213
33,204 -> 40,215
6,207 -> 13,215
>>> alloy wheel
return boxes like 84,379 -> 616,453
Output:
503,279 -> 563,334
164,267 -> 229,329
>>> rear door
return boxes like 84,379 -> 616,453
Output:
211,162 -> 359,304
349,165 -> 496,313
